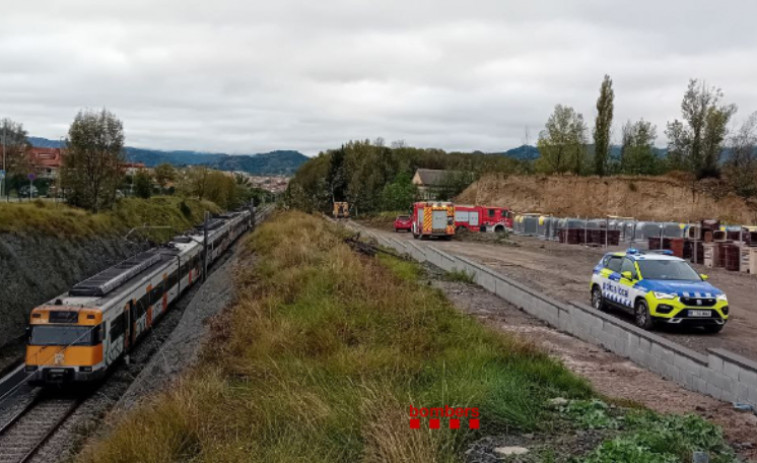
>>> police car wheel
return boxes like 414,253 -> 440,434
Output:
635,300 -> 654,330
591,286 -> 606,311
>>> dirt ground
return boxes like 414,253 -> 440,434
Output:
378,226 -> 757,362
456,174 -> 757,224
428,275 -> 757,460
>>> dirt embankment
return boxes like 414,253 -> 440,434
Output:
457,174 -> 757,224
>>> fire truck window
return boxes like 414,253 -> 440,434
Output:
488,209 -> 495,217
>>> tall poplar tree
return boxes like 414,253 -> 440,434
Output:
593,75 -> 614,176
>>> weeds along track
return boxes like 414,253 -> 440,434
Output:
0,394 -> 82,463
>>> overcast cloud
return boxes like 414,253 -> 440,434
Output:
2,0 -> 757,155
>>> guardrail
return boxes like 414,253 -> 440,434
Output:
353,224 -> 757,408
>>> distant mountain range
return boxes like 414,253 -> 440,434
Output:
28,137 -> 309,176
493,144 -> 669,161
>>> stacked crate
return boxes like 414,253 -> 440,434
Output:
558,228 -> 585,244
669,238 -> 684,258
723,244 -> 740,271
703,243 -> 717,268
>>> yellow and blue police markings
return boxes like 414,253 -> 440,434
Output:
591,249 -> 729,332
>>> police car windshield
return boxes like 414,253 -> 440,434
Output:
637,260 -> 701,281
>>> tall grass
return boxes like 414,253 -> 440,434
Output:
0,196 -> 220,241
78,211 -> 591,463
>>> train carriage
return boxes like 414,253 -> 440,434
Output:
24,210 -> 252,384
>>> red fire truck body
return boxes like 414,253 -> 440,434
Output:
412,201 -> 455,239
454,205 -> 513,233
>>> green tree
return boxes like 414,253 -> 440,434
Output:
177,166 -> 210,200
133,169 -> 153,198
665,79 -> 736,178
0,119 -> 31,180
154,163 -> 176,192
593,75 -> 614,176
438,170 -> 476,200
724,113 -> 757,197
379,172 -> 417,210
61,109 -> 125,211
536,105 -> 587,174
619,120 -> 659,175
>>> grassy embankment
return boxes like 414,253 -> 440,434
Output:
77,212 -> 736,463
0,196 -> 221,242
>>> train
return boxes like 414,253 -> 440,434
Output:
23,207 -> 255,384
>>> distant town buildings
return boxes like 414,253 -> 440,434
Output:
122,162 -> 147,176
237,172 -> 289,194
27,147 -> 63,179
22,146 -> 288,196
24,149 -> 149,180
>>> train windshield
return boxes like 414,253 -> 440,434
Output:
29,325 -> 97,346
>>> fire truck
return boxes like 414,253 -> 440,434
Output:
412,201 -> 455,239
454,205 -> 513,233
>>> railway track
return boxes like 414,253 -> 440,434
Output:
0,394 -> 82,463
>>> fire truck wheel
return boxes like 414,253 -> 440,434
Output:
494,225 -> 506,234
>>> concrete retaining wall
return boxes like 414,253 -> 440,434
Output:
359,227 -> 757,408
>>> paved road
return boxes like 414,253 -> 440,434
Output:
370,225 -> 757,361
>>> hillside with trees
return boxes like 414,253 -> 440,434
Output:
285,140 -> 529,214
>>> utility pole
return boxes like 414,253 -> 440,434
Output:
1,124 -> 6,200
202,211 -> 209,283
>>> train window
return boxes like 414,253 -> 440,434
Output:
110,314 -> 125,339
137,296 -> 148,316
150,282 -> 164,304
168,271 -> 178,288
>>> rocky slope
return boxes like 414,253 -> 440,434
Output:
0,234 -> 146,345
457,174 -> 757,224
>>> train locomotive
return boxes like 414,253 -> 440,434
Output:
24,209 -> 253,384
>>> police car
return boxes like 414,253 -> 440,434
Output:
590,249 -> 729,332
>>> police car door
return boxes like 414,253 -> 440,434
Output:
616,257 -> 639,312
600,256 -> 630,310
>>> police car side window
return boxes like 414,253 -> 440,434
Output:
607,256 -> 622,273
621,258 -> 637,279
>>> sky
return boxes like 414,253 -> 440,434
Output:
2,0 -> 757,156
